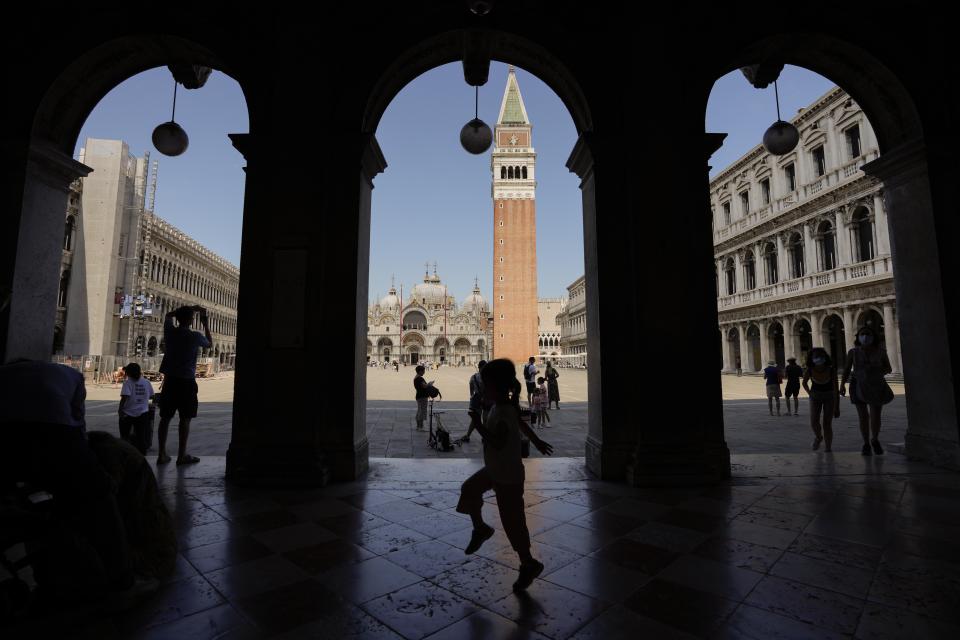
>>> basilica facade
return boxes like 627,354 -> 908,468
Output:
713,87 -> 902,375
367,270 -> 492,366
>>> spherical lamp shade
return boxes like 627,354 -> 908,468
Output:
762,120 -> 799,156
152,121 -> 189,156
460,118 -> 492,154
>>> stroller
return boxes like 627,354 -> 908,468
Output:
427,398 -> 459,452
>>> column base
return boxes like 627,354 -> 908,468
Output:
325,438 -> 370,482
226,442 -> 331,489
904,433 -> 960,471
625,443 -> 731,487
584,435 -> 634,481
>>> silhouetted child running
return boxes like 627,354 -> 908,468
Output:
456,358 -> 554,591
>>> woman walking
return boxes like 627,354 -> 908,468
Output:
840,326 -> 894,455
802,348 -> 839,452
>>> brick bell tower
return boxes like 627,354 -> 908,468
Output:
491,66 -> 538,364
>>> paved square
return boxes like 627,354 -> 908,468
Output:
82,369 -> 908,458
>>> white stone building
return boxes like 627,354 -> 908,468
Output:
712,87 -> 901,374
538,297 -> 565,356
61,138 -> 239,364
367,269 -> 492,365
557,275 -> 587,366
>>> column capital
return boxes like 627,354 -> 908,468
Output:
27,141 -> 91,190
359,132 -> 387,186
861,138 -> 926,187
566,131 -> 597,183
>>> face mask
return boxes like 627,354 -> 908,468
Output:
813,357 -> 825,365
859,335 -> 873,346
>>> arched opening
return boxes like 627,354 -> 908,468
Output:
361,50 -> 595,474
742,250 -> 756,290
725,258 -> 736,295
787,232 -> 805,278
762,242 -> 778,285
9,37 -> 248,470
794,319 -> 813,368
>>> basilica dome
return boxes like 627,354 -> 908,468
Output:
462,282 -> 488,313
411,271 -> 448,306
379,287 -> 400,309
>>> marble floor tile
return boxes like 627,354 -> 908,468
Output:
744,575 -> 864,635
384,539 -> 471,579
361,580 -> 477,640
716,603 -> 848,640
317,556 -> 424,605
569,604 -> 699,640
769,551 -> 874,599
693,536 -> 784,573
622,578 -> 738,637
204,555 -> 308,600
542,554 -> 650,602
181,536 -> 274,574
422,608 -> 551,640
488,577 -> 609,640
658,554 -> 763,601
282,537 -> 375,575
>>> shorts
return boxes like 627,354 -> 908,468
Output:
159,376 -> 199,419
525,381 -> 536,395
784,381 -> 801,397
766,384 -> 782,398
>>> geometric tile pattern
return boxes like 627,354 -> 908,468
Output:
8,453 -> 960,639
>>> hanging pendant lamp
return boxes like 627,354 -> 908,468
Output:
152,79 -> 189,156
762,80 -> 799,156
460,85 -> 492,154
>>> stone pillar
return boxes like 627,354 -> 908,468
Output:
873,192 -> 891,256
810,310 -> 825,349
882,302 -> 901,375
842,306 -> 857,359
755,242 -> 766,286
733,252 -> 744,294
802,222 -> 815,276
720,326 -> 732,371
863,141 -> 959,469
2,143 -> 91,362
776,233 -> 787,284
781,316 -> 795,360
738,323 -> 751,372
625,131 -> 729,486
759,320 -> 770,368
834,209 -> 851,266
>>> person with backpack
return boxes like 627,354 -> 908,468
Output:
522,357 -> 538,407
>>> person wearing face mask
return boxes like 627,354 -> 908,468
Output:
802,348 -> 839,452
840,326 -> 894,455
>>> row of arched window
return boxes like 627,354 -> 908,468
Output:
145,253 -> 238,309
500,165 -> 528,179
539,335 -> 560,348
718,209 -> 875,296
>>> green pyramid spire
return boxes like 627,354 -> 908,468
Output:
497,66 -> 530,125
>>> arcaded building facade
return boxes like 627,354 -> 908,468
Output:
367,270 -> 492,365
60,138 -> 239,364
491,67 -> 538,363
712,88 -> 902,375
538,297 -> 565,356
558,275 -> 587,366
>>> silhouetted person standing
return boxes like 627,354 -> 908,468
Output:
156,305 -> 211,465
841,326 -> 893,455
802,348 -> 839,452
545,360 -> 560,409
783,357 -> 803,416
413,365 -> 429,430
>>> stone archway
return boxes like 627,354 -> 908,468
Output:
767,322 -> 785,367
746,324 -> 762,371
823,313 -> 846,368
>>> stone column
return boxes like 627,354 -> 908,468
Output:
882,302 -> 901,375
755,242 -> 766,287
810,310 -> 825,349
759,320 -> 770,368
834,209 -> 851,266
738,323 -> 751,372
873,192 -> 891,256
625,131 -> 729,486
863,141 -> 959,469
2,143 -> 91,362
802,222 -> 815,276
842,306 -> 857,358
720,326 -> 732,371
776,233 -> 787,285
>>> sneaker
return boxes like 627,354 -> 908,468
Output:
812,436 -> 822,451
871,439 -> 884,455
862,443 -> 873,456
794,412 -> 799,416
513,559 -> 545,592
464,524 -> 495,554
461,435 -> 470,443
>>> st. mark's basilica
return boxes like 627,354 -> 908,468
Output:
367,267 -> 492,365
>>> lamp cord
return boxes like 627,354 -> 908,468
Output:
171,80 -> 178,122
774,80 -> 782,121
475,86 -> 479,119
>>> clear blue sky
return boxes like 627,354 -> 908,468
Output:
707,65 -> 837,178
76,63 -> 837,298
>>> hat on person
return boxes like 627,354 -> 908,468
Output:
787,357 -> 797,362
767,360 -> 777,366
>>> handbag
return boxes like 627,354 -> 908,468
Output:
880,380 -> 895,405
